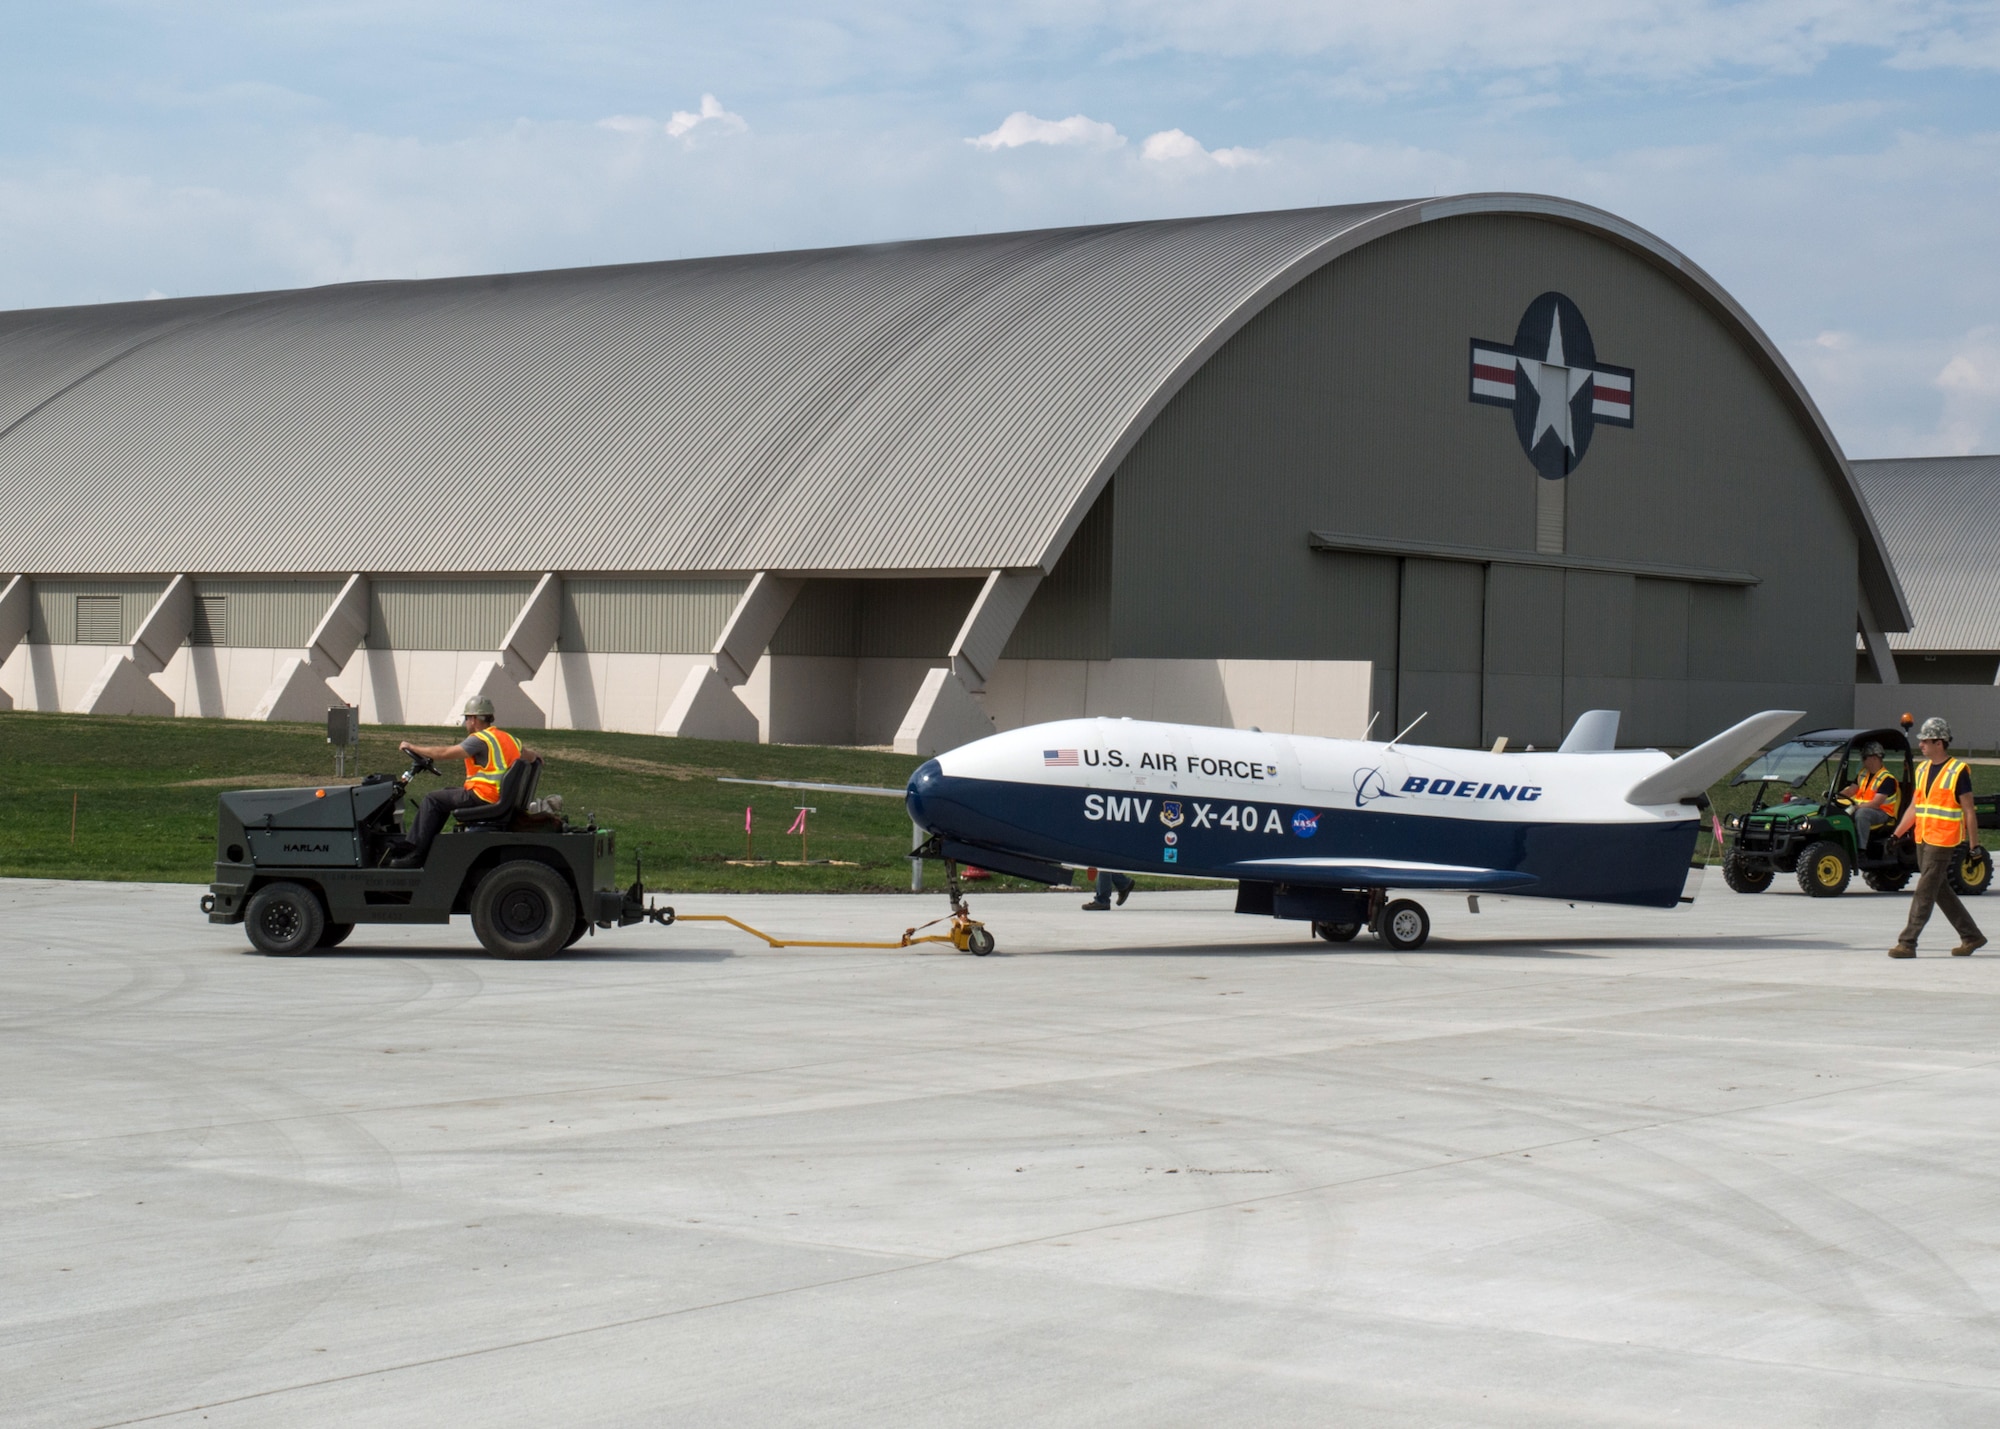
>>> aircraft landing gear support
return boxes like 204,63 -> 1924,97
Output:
1369,891 -> 1431,951
939,858 -> 995,956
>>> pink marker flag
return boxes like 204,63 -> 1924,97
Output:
745,806 -> 753,833
1712,813 -> 1724,845
787,809 -> 808,835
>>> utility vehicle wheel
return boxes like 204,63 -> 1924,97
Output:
1949,848 -> 1991,897
1313,921 -> 1361,943
1798,840 -> 1851,898
966,927 -> 996,957
470,861 -> 576,960
1722,850 -> 1774,894
1863,869 -> 1912,893
562,915 -> 590,950
317,922 -> 355,949
245,882 -> 325,956
1374,899 -> 1430,951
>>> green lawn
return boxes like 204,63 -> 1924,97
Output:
4,711 -> 1992,886
0,712 -> 967,892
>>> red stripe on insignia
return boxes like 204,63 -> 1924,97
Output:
1472,363 -> 1515,385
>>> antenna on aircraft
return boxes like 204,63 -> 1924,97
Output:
1386,711 -> 1429,749
1362,711 -> 1381,741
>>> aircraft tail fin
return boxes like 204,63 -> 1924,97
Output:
1559,709 -> 1621,752
1624,709 -> 1805,806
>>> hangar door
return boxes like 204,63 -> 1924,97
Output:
1396,559 -> 1485,749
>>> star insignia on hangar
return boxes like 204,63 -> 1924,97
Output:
1468,292 -> 1634,479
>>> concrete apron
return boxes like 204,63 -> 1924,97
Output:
6,878 -> 2000,1427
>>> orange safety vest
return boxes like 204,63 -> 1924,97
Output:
1911,757 -> 1970,847
1857,768 -> 1899,818
463,726 -> 521,803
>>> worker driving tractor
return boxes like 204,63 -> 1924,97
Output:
1888,717 -> 1987,959
1838,741 -> 1900,848
388,697 -> 539,868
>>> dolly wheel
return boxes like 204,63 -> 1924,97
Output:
1313,921 -> 1361,943
471,861 -> 576,960
1797,840 -> 1851,897
1375,899 -> 1430,951
245,882 -> 326,956
966,926 -> 996,957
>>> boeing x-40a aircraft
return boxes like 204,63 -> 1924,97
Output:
906,708 -> 1802,949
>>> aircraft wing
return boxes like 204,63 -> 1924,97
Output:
1226,857 -> 1540,892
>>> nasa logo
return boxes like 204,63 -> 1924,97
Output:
1160,800 -> 1184,828
1469,292 -> 1634,479
1291,809 -> 1319,838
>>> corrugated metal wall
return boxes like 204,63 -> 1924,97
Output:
29,579 -> 171,644
770,578 -> 983,658
187,578 -> 344,648
1105,212 -> 1858,745
560,578 -> 746,653
1005,488 -> 1112,660
1397,559 -> 1485,748
369,578 -> 533,651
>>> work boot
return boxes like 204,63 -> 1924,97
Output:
1888,944 -> 1916,958
1081,900 -> 1110,911
1115,885 -> 1131,906
1953,935 -> 1988,957
385,849 -> 426,870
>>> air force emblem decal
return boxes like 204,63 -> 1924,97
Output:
1469,292 -> 1633,479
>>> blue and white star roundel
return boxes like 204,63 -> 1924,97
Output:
1469,292 -> 1633,480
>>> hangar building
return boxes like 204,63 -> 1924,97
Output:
0,194 -> 1908,752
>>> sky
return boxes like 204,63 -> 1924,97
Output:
2,0 -> 1997,458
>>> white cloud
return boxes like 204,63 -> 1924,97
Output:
1139,128 -> 1265,168
1937,328 -> 2000,455
968,112 -> 1125,151
596,94 -> 747,143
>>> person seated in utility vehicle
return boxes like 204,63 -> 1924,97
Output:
1839,741 -> 1900,848
387,696 -> 541,867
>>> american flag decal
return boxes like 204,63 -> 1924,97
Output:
1044,749 -> 1078,767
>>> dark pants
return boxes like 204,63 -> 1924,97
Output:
1898,842 -> 1983,949
409,787 -> 485,859
1087,870 -> 1133,906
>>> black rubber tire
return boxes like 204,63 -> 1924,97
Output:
562,915 -> 590,950
1313,921 -> 1362,943
1949,848 -> 1991,897
1374,899 -> 1430,951
1863,868 -> 1912,893
245,882 -> 326,956
1797,840 -> 1851,898
317,922 -> 355,949
966,927 -> 996,957
470,861 -> 576,960
1722,850 -> 1775,894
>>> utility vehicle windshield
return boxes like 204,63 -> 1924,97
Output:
1734,739 -> 1843,788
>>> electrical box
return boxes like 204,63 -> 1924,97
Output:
327,705 -> 360,747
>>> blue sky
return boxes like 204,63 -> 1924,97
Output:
3,0 -> 1997,457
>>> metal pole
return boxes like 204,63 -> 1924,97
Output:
910,819 -> 923,892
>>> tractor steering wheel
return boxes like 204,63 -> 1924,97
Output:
403,751 -> 440,780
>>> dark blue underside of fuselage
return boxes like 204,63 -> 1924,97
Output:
907,765 -> 1696,909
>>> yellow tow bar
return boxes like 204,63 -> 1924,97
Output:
669,912 -> 995,955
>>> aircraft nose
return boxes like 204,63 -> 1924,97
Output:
905,759 -> 944,830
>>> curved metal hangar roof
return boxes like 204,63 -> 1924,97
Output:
0,194 -> 1896,607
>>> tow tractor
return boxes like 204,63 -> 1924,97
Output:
201,751 -> 671,957
1721,726 -> 1994,897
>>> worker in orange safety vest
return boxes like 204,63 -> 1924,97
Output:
1838,742 -> 1900,848
1888,717 -> 1987,958
387,696 -> 539,867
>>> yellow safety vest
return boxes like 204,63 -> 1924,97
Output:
1911,757 -> 1970,847
1857,768 -> 1899,818
464,726 -> 521,804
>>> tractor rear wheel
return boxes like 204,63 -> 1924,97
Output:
1722,850 -> 1774,894
1798,840 -> 1852,897
470,861 -> 576,960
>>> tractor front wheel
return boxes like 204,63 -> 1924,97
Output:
1798,840 -> 1852,898
1722,850 -> 1774,894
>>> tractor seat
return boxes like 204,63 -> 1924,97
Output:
452,756 -> 542,830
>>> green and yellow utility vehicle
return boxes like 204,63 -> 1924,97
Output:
1721,726 -> 1994,898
